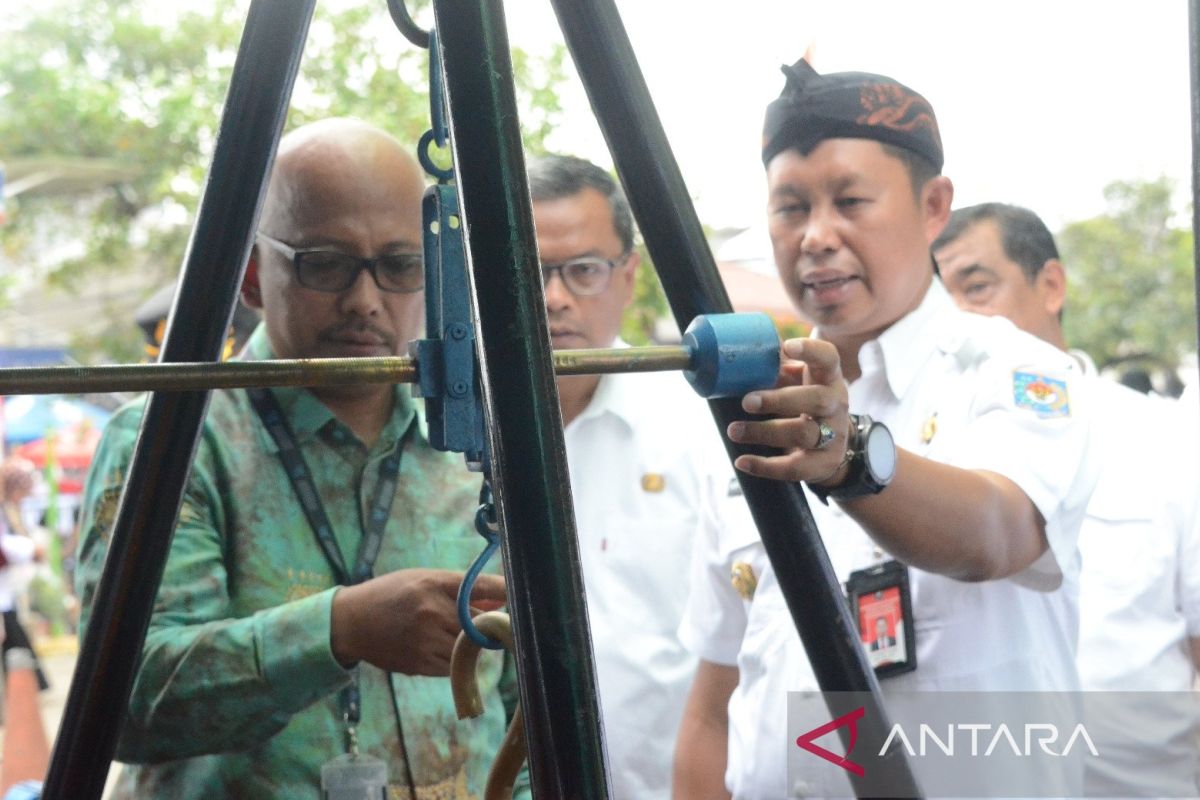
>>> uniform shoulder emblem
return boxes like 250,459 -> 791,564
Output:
731,561 -> 757,600
1012,371 -> 1070,418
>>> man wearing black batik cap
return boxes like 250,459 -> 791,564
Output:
674,61 -> 1099,798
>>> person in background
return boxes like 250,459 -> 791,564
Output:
0,460 -> 48,693
934,201 -> 1200,797
527,153 -> 751,800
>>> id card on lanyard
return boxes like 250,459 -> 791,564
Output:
844,559 -> 917,679
248,388 -> 410,798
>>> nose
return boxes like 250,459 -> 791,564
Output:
339,266 -> 385,318
542,268 -> 573,313
800,204 -> 841,256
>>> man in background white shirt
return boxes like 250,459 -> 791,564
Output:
935,201 -> 1200,797
528,154 -> 737,800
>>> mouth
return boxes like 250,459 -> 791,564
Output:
548,327 -> 585,345
800,274 -> 859,292
321,326 -> 393,356
799,272 -> 861,306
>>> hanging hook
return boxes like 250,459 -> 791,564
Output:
386,0 -> 430,48
457,483 -> 505,650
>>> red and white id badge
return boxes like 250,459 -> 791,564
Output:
845,560 -> 916,679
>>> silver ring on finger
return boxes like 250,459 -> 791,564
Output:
813,420 -> 836,451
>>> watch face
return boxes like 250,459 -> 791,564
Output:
865,424 -> 897,484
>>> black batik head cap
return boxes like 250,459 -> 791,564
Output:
761,58 -> 944,171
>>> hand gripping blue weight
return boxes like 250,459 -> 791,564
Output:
683,313 -> 781,398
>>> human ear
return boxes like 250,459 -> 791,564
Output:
922,176 -> 955,244
619,249 -> 641,310
241,250 -> 264,310
1038,259 -> 1067,317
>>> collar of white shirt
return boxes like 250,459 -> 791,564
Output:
570,338 -> 641,432
814,277 -> 955,399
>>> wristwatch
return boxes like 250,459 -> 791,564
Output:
811,414 -> 896,504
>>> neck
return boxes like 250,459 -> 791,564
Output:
557,374 -> 600,427
313,385 -> 395,448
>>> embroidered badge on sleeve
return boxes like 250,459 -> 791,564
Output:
1012,371 -> 1070,418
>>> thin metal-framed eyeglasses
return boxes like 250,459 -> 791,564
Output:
256,232 -> 425,294
541,253 -> 630,297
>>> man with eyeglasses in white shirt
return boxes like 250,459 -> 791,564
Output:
527,154 -> 749,800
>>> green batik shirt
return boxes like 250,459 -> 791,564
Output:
76,326 -> 529,800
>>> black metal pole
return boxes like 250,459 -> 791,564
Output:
548,0 -> 921,795
42,2 -> 314,796
1190,0 -> 1200,418
432,1 -> 609,798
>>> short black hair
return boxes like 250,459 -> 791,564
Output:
933,202 -> 1059,283
881,143 -> 940,196
525,154 -> 636,254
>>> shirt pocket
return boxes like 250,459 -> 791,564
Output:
592,515 -> 697,631
1079,493 -> 1173,597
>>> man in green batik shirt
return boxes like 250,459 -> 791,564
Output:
76,118 -> 527,800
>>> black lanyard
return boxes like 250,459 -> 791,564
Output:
247,387 -> 409,725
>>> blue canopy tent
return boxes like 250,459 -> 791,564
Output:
2,394 -> 113,445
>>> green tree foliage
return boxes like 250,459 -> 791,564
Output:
1058,177 -> 1197,370
0,0 -> 566,362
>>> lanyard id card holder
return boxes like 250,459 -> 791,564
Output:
248,388 -> 405,799
844,559 -> 916,679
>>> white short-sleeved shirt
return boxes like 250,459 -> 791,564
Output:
1072,356 -> 1200,796
680,281 -> 1098,799
565,358 -> 734,800
0,519 -> 38,613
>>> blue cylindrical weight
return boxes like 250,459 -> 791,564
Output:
683,313 -> 781,398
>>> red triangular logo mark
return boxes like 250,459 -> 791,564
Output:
795,706 -> 866,777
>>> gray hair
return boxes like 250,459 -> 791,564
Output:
526,154 -> 636,254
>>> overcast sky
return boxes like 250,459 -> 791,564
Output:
505,0 -> 1192,236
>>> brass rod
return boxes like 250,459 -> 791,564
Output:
0,346 -> 694,396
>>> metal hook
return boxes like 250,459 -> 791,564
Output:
386,0 -> 430,48
457,486 -> 505,650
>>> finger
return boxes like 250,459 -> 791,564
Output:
782,338 -> 843,386
471,599 -> 506,613
419,652 -> 453,678
733,451 -> 807,482
728,417 -> 834,452
740,384 -> 844,419
469,573 -> 508,604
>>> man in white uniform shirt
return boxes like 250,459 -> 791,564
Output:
934,202 -> 1200,797
528,154 -> 734,800
675,61 -> 1098,799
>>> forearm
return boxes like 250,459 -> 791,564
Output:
838,450 -> 1046,582
117,589 -> 351,763
673,661 -> 736,800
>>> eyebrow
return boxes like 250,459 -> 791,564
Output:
947,263 -> 997,283
295,238 -> 421,252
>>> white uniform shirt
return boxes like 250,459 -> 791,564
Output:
0,517 -> 37,613
680,281 -> 1098,799
565,361 -> 734,800
1072,354 -> 1200,796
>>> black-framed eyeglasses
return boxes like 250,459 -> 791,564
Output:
256,232 -> 425,294
541,254 -> 630,297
